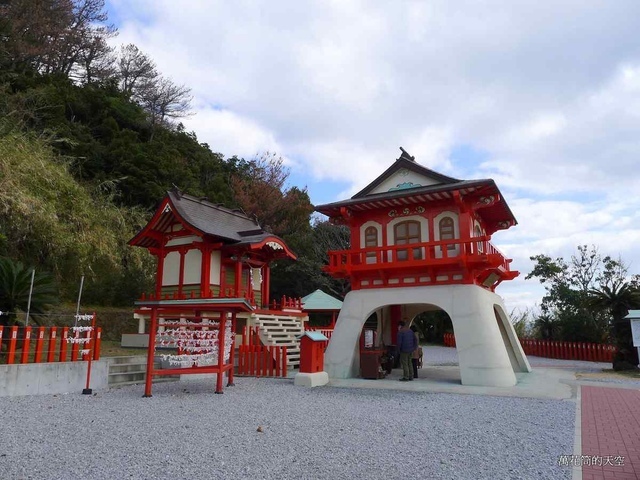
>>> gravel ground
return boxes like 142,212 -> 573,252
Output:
0,377 -> 574,480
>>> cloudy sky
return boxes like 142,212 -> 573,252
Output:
106,0 -> 640,312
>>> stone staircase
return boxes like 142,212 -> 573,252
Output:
252,314 -> 305,369
107,355 -> 180,388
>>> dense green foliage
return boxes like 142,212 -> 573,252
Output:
0,257 -> 58,326
0,128 -> 155,304
527,245 -> 640,369
0,0 -> 339,316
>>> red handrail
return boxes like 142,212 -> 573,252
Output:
1,326 -> 102,365
443,333 -> 617,363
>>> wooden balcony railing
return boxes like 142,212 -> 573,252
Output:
138,289 -> 302,313
325,237 -> 513,276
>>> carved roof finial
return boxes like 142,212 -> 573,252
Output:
399,146 -> 415,161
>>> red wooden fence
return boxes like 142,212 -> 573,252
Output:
0,326 -> 102,365
237,345 -> 288,377
442,332 -> 616,363
242,325 -> 262,346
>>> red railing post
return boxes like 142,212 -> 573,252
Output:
47,327 -> 57,362
282,346 -> 287,378
59,327 -> 69,362
82,327 -> 92,361
70,329 -> 80,362
34,326 -> 45,363
275,346 -> 281,377
20,326 -> 32,364
263,346 -> 269,377
237,345 -> 242,375
7,326 -> 18,364
267,346 -> 274,377
251,345 -> 258,376
93,327 -> 102,361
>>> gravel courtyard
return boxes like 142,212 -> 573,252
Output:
0,374 -> 575,480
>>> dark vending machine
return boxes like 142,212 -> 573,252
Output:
359,329 -> 385,379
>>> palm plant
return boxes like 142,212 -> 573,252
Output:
0,257 -> 57,327
588,281 -> 640,370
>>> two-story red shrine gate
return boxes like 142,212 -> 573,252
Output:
316,148 -> 531,387
129,189 -> 304,395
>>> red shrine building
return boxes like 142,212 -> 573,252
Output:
129,189 -> 306,394
315,148 -> 531,387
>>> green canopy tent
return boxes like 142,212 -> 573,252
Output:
301,289 -> 343,328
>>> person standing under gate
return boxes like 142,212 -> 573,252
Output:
410,324 -> 422,379
397,321 -> 417,381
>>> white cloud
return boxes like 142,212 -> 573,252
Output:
106,0 -> 640,309
183,107 -> 283,161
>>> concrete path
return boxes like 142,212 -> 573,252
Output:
580,385 -> 640,480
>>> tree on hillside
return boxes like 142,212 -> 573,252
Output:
139,76 -> 193,130
0,257 -> 57,327
0,0 -> 115,77
117,44 -> 157,97
268,219 -> 351,302
309,220 -> 351,298
230,152 -> 314,238
0,0 -> 73,73
74,24 -> 117,85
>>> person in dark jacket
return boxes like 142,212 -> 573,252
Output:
397,321 -> 418,381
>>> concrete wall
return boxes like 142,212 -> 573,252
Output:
0,361 -> 109,397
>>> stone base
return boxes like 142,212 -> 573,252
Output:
294,371 -> 329,387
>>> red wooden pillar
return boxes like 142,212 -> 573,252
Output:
390,305 -> 402,345
177,247 -> 187,298
220,264 -> 227,298
234,260 -> 242,298
20,327 -> 32,364
47,327 -> 57,362
215,312 -> 226,394
143,309 -> 158,397
200,245 -> 211,298
262,266 -> 270,309
34,326 -> 45,363
282,346 -> 288,378
153,248 -> 167,299
227,312 -> 236,387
